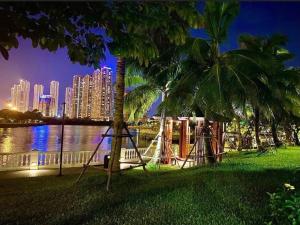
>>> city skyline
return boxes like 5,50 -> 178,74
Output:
7,67 -> 113,120
0,40 -> 116,109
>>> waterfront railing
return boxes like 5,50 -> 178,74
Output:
0,148 -> 147,171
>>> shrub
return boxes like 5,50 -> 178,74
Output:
266,183 -> 300,225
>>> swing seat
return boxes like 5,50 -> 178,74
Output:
175,156 -> 194,167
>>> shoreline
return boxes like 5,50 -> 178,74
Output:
0,121 -> 111,128
0,123 -> 46,128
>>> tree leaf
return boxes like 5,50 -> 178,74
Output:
0,45 -> 9,60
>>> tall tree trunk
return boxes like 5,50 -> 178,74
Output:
236,117 -> 242,151
107,57 -> 125,191
204,116 -> 216,164
271,119 -> 282,147
254,107 -> 263,151
151,91 -> 166,164
284,123 -> 293,146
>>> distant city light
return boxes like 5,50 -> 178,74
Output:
7,67 -> 112,120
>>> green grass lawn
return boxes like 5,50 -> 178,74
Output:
0,147 -> 299,225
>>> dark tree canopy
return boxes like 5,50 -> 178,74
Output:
0,2 -> 201,67
0,2 -> 108,66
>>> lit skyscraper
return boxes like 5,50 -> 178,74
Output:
101,67 -> 113,119
72,75 -> 82,118
33,84 -> 44,110
91,67 -> 113,120
65,87 -> 73,118
71,75 -> 93,119
70,67 -> 113,120
50,81 -> 59,116
81,75 -> 93,118
10,79 -> 30,112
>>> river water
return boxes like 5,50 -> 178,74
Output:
0,125 -> 142,153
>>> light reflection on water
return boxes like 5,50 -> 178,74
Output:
0,125 -> 139,153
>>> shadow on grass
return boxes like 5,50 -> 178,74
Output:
0,162 -> 299,225
53,168 -> 299,225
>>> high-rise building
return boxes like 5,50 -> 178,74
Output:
33,84 -> 44,110
39,95 -> 55,117
10,79 -> 30,112
91,67 -> 113,120
71,75 -> 82,118
50,81 -> 59,116
81,75 -> 93,118
64,87 -> 73,118
71,75 -> 93,119
101,67 -> 113,119
70,67 -> 113,120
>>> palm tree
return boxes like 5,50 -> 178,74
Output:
124,45 -> 186,164
239,34 -> 300,148
164,0 -> 274,161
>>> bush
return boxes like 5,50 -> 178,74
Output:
266,183 -> 300,225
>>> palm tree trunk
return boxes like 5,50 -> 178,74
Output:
204,116 -> 216,164
254,107 -> 263,151
271,119 -> 282,147
107,57 -> 125,191
236,117 -> 242,151
151,91 -> 166,164
284,123 -> 293,145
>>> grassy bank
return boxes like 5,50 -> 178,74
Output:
0,147 -> 299,225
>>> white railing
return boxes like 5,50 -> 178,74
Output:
37,150 -> 110,168
121,148 -> 147,161
0,148 -> 147,171
0,152 -> 32,170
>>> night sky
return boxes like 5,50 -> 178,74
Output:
1,2 -> 300,111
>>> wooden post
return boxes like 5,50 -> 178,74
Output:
163,119 -> 173,164
212,122 -> 218,154
218,122 -> 225,162
195,119 -> 204,165
179,119 -> 189,158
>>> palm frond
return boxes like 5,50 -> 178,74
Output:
204,0 -> 239,43
125,64 -> 146,88
124,84 -> 159,121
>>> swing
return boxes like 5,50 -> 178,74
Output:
76,121 -> 146,183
